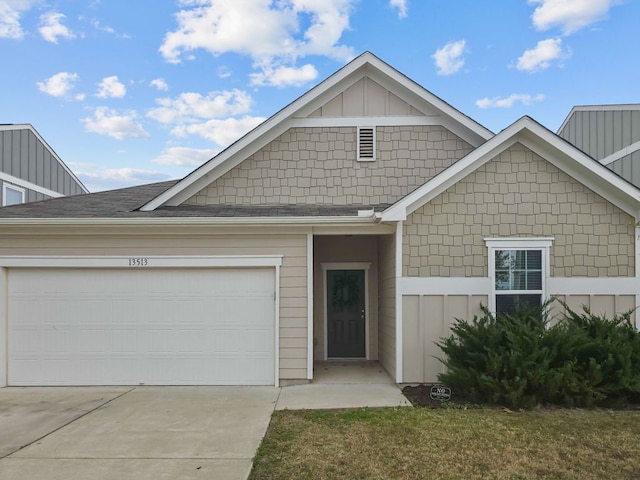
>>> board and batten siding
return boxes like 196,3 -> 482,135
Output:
402,143 -> 635,278
186,126 -> 472,207
377,233 -> 396,379
0,231 -> 308,381
0,128 -> 85,196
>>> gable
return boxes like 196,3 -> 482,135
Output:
140,52 -> 493,211
403,143 -> 635,278
305,77 -> 431,118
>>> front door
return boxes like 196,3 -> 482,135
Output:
327,269 -> 365,358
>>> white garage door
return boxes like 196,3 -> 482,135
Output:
8,267 -> 276,386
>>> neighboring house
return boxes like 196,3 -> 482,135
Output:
558,105 -> 640,187
0,53 -> 639,388
0,124 -> 88,206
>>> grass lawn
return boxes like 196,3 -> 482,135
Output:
249,407 -> 640,480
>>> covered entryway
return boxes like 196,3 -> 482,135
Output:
7,266 -> 276,386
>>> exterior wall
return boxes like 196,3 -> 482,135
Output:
0,128 -> 85,196
609,151 -> 640,188
306,77 -> 428,118
377,233 -> 396,379
402,294 -> 487,383
186,126 -> 472,206
313,235 -> 379,360
549,295 -> 636,323
403,143 -> 635,278
0,229 -> 308,381
559,108 -> 640,161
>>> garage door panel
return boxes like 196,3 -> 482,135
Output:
8,267 -> 276,386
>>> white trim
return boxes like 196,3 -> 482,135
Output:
485,238 -> 553,313
395,221 -> 403,383
0,255 -> 283,268
547,277 -> 640,295
0,124 -> 88,194
140,52 -> 492,211
274,264 -> 281,387
399,277 -> 491,295
290,116 -> 441,128
321,262 -> 371,360
2,183 -> 25,207
0,267 -> 6,387
382,116 -> 640,222
600,140 -> 640,166
306,232 -> 314,380
0,173 -> 63,199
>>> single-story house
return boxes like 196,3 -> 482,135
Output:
0,52 -> 639,388
0,124 -> 88,206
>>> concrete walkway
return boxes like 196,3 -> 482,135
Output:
276,361 -> 411,410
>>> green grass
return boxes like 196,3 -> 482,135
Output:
249,407 -> 640,480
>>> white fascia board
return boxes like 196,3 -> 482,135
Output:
0,124 -> 89,194
600,140 -> 640,166
0,255 -> 283,268
547,277 -> 640,296
398,277 -> 491,296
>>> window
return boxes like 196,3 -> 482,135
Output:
3,183 -> 25,206
485,238 -> 553,315
357,127 -> 376,161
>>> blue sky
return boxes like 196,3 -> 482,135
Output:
1,0 -> 638,192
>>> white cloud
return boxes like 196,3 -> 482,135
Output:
217,66 -> 232,78
147,89 -> 253,124
529,0 -> 618,35
38,12 -> 76,43
159,0 -> 356,85
83,107 -> 149,140
171,116 -> 266,146
516,38 -> 570,72
90,19 -> 130,39
0,0 -> 36,39
37,71 -> 79,97
73,166 -> 171,192
432,39 -> 466,75
475,93 -> 546,109
249,63 -> 318,87
152,146 -> 218,167
96,76 -> 127,98
150,78 -> 169,91
390,0 -> 408,18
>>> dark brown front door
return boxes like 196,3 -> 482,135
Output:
327,270 -> 365,358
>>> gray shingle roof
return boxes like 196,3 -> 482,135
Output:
0,180 -> 389,219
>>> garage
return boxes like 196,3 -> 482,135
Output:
7,266 -> 277,386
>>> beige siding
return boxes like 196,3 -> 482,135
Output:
402,294 -> 487,383
550,295 -> 636,323
186,126 -> 472,206
313,236 -> 379,360
0,231 -> 308,381
306,77 -> 430,118
377,234 -> 396,379
403,143 -> 635,278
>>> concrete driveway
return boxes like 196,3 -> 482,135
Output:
0,386 -> 280,480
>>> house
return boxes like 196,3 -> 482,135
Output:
558,104 -> 640,188
0,124 -> 88,206
0,52 -> 638,388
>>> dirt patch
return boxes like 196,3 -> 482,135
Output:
402,384 -> 460,408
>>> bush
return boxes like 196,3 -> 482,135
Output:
436,302 -> 640,409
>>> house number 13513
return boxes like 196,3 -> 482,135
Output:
128,258 -> 148,267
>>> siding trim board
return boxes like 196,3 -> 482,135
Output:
0,170 -> 64,198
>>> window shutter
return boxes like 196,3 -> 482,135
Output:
357,127 -> 376,161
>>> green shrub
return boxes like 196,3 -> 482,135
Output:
436,302 -> 640,409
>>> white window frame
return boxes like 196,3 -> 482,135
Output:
356,126 -> 376,162
2,183 -> 25,206
485,238 -> 553,314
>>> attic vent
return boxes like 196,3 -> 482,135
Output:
357,127 -> 376,161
